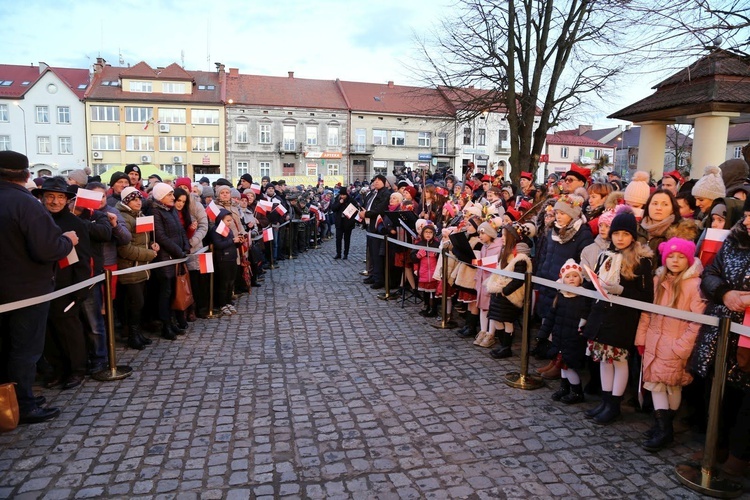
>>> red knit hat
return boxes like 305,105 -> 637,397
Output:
520,171 -> 533,181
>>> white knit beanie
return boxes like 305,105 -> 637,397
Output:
624,171 -> 651,206
692,165 -> 726,200
152,182 -> 174,201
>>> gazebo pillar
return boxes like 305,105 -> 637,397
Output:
689,112 -> 739,178
635,121 -> 670,177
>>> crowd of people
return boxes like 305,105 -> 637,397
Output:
351,159 -> 750,476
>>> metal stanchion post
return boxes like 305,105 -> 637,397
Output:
207,244 -> 216,319
505,270 -> 543,389
377,235 -> 391,300
676,317 -> 742,497
92,269 -> 133,382
314,219 -> 319,249
289,222 -> 294,259
360,232 -> 370,276
434,247 -> 457,329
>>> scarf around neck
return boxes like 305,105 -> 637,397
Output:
640,214 -> 675,239
552,218 -> 583,244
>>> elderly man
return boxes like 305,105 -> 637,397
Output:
0,152 -> 78,423
359,175 -> 391,289
107,171 -> 130,207
563,164 -> 589,194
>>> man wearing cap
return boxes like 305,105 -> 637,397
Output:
519,171 -> 537,199
661,170 -> 682,196
563,164 -> 589,195
359,174 -> 392,289
107,171 -> 130,207
0,152 -> 78,423
124,164 -> 143,190
238,173 -> 254,192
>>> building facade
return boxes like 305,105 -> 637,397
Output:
544,132 -> 615,177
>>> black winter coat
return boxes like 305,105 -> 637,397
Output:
49,207 -> 92,312
487,258 -> 529,323
153,204 -> 189,278
540,293 -> 591,369
80,209 -> 113,274
363,189 -> 391,233
330,195 -> 357,232
210,227 -> 238,263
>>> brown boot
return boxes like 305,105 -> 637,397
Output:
721,454 -> 749,478
536,359 -> 556,375
542,358 -> 562,380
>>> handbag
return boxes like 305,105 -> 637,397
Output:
0,383 -> 20,432
171,263 -> 194,311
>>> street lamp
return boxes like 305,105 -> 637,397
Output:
13,101 -> 28,156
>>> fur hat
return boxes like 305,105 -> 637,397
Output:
658,237 -> 696,268
554,194 -> 584,220
691,165 -> 726,201
624,171 -> 651,206
68,167 -> 91,186
558,258 -> 584,281
121,186 -> 142,205
109,171 -> 129,188
0,150 -> 29,170
152,182 -> 174,201
610,210 -> 638,240
478,221 -> 497,239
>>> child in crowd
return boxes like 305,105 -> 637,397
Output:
211,209 -> 242,316
582,207 -> 654,425
538,259 -> 590,403
453,204 -> 484,338
675,192 -> 697,220
433,228 -> 458,322
412,222 -> 440,317
635,237 -> 705,452
473,221 -> 504,347
623,171 -> 651,221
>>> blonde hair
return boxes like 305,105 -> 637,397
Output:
654,267 -> 687,308
618,240 -> 653,281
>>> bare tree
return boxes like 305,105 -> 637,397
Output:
415,0 -> 750,183
665,125 -> 694,173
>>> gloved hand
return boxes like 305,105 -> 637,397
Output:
601,281 -> 623,295
416,250 -> 426,259
637,345 -> 645,356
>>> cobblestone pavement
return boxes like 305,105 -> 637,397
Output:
0,230 -> 725,499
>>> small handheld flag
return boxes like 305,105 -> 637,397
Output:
73,188 -> 104,210
250,183 -> 261,194
198,253 -> 214,274
216,220 -> 230,237
274,203 -> 287,216
263,228 -> 274,242
255,200 -> 273,215
206,201 -> 221,222
135,215 -> 154,233
471,254 -> 499,269
58,248 -> 79,269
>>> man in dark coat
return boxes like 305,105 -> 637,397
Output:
0,154 -> 78,423
359,175 -> 392,288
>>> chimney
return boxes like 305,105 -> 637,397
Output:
288,71 -> 294,79
38,61 -> 49,74
578,124 -> 593,136
93,58 -> 105,74
215,63 -> 225,74
229,68 -> 239,78
387,81 -> 394,88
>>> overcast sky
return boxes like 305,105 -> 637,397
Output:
2,0 -> 656,128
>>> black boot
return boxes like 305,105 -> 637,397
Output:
161,324 -> 177,340
127,327 -> 145,350
561,383 -> 585,404
551,379 -> 571,401
593,394 -> 622,425
585,391 -> 611,419
418,292 -> 431,316
457,313 -> 479,338
490,332 -> 513,359
424,299 -> 438,318
531,338 -> 552,360
642,409 -> 674,452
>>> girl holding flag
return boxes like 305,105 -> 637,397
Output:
211,209 -> 242,316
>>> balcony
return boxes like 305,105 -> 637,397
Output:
431,147 -> 457,157
349,143 -> 374,155
494,143 -> 511,154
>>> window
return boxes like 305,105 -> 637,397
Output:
595,149 -> 601,160
437,133 -> 448,154
91,135 -> 120,150
125,136 -> 154,151
58,137 -> 72,154
283,125 -> 296,151
463,127 -> 472,145
129,81 -> 152,92
579,148 -> 585,158
57,106 -> 70,124
237,161 -> 249,177
561,147 -> 569,159
235,123 -> 248,143
306,126 -> 318,146
35,106 -> 49,124
259,123 -> 271,144
418,132 -> 431,147
373,129 -> 387,145
283,162 -> 295,175
373,160 -> 388,175
327,163 -> 339,175
735,146 -> 743,159
478,128 -> 486,146
37,136 -> 51,154
498,129 -> 508,143
355,128 -> 367,152
158,108 -> 186,124
192,109 -> 219,125
327,127 -> 339,146
390,130 -> 405,146
259,161 -> 271,178
306,164 -> 318,176
0,104 -> 7,122
629,154 -> 637,164
158,136 -> 187,151
91,106 -> 120,122
125,107 -> 153,123
162,82 -> 186,94
93,163 -> 113,176
160,164 -> 187,177
0,135 -> 10,151
192,137 -> 220,152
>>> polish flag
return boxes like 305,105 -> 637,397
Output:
216,220 -> 230,237
58,247 -> 79,269
73,188 -> 103,210
250,183 -> 261,194
699,228 -> 730,267
274,203 -> 287,216
255,200 -> 273,215
135,215 -> 154,233
206,201 -> 221,222
198,253 -> 214,274
472,254 -> 499,269
301,214 -> 311,221
263,227 -> 274,242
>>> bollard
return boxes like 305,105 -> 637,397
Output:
675,317 -> 742,497
91,269 -> 133,382
505,270 -> 543,390
377,235 -> 392,300
434,246 -> 457,329
207,244 -> 216,319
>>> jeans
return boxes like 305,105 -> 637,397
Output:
80,285 -> 107,366
0,302 -> 50,412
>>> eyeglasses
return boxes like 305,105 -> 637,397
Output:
564,177 -> 576,183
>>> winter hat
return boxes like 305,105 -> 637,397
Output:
121,186 -> 142,204
501,186 -> 514,198
124,164 -> 141,179
478,221 -> 497,239
215,185 -> 231,196
718,159 -> 749,195
68,167 -> 91,186
663,170 -> 684,185
202,186 -> 214,198
175,177 -> 191,190
520,171 -> 533,181
553,194 -> 584,220
230,188 -> 241,199
565,164 -> 590,184
598,209 -> 617,227
420,223 -> 436,238
152,183 -> 174,201
0,150 -> 29,170
215,177 -> 233,187
710,203 -> 727,219
415,218 -> 429,236
240,173 -> 253,184
464,202 -> 482,218
505,207 -> 521,221
658,237 -> 696,268
609,210 -> 638,240
443,201 -> 456,218
109,171 -> 128,187
558,259 -> 584,281
199,176 -> 211,185
624,171 -> 651,206
691,165 -> 726,201
404,186 -> 417,199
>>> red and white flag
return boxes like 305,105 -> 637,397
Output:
206,201 -> 221,222
255,200 -> 274,215
274,203 -> 287,216
472,254 -> 499,269
263,227 -> 274,242
216,220 -> 230,237
250,183 -> 261,194
135,215 -> 154,233
699,228 -> 730,267
301,214 -> 311,221
58,248 -> 79,269
73,188 -> 103,210
198,253 -> 214,274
